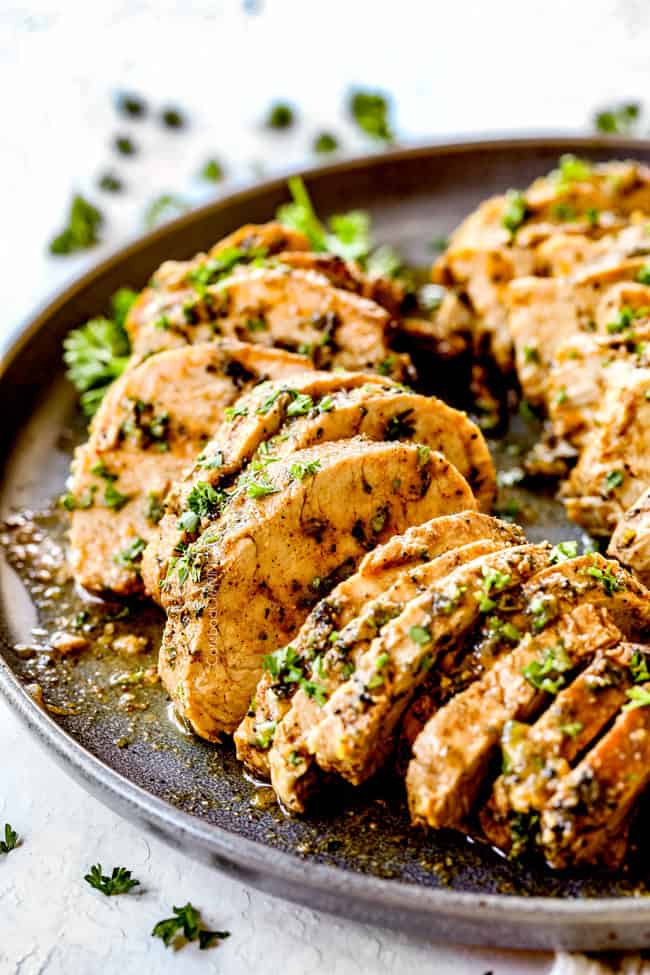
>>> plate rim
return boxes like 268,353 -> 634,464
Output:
4,134 -> 650,948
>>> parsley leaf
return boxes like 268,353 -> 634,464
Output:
348,89 -> 393,141
623,685 -> 650,712
152,902 -> 230,950
266,102 -> 294,129
550,540 -> 579,564
113,537 -> 146,570
602,469 -> 624,496
84,863 -> 140,896
522,642 -> 572,695
0,823 -> 18,854
594,102 -> 640,135
502,190 -> 529,237
314,131 -> 339,154
200,158 -> 224,182
49,194 -> 103,255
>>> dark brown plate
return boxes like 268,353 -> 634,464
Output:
3,136 -> 650,951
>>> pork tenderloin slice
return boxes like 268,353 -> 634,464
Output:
129,264 -> 409,379
480,641 -> 641,855
236,513 -> 523,781
268,535 -> 518,811
126,222 -> 309,351
305,543 -> 553,787
546,327 -> 650,446
159,439 -> 476,738
406,603 -> 622,831
539,679 -> 650,869
608,487 -> 650,587
142,370 -> 391,598
68,340 -> 311,595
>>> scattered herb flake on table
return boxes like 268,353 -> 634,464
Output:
85,863 -> 140,896
0,823 -> 18,854
266,101 -> 294,129
348,89 -> 393,141
49,194 -> 104,255
152,902 -> 230,951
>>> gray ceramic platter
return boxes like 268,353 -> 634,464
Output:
3,136 -> 650,952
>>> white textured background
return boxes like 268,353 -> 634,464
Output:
1,1 -> 649,972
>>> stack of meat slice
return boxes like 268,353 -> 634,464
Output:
66,216 -> 480,598
141,370 -> 494,738
239,511 -> 650,870
433,156 -> 650,577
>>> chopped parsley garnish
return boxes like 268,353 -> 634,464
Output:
160,106 -> 186,129
84,863 -> 140,896
276,177 -> 371,261
602,469 -> 624,496
314,131 -> 339,153
152,902 -> 230,951
263,645 -> 304,685
522,642 -> 572,695
606,305 -> 646,334
552,202 -> 577,222
187,246 -> 253,288
367,652 -> 390,689
179,482 -> 225,532
409,624 -> 432,646
224,403 -> 249,421
550,540 -> 579,564
290,460 -> 321,481
165,542 -> 204,588
623,686 -> 650,712
60,486 -> 96,511
0,823 -> 18,854
529,593 -> 555,632
200,158 -> 224,182
145,491 -> 164,525
114,135 -> 136,156
348,89 -> 393,142
486,617 -> 521,644
584,560 -> 625,595
246,316 -> 267,332
299,677 -> 328,706
50,194 -> 104,255
114,536 -> 146,570
502,190 -> 529,237
522,344 -> 540,364
475,566 -> 512,613
286,392 -> 314,416
553,154 -> 592,184
594,102 -> 640,135
630,650 -> 650,684
637,263 -> 650,285
317,395 -> 335,413
246,477 -> 279,499
255,720 -> 277,750
555,386 -> 568,405
559,721 -> 583,739
122,399 -> 170,450
104,482 -> 130,511
114,91 -> 147,118
98,171 -> 123,193
266,102 -> 294,129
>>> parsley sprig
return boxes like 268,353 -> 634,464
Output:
152,902 -> 230,951
84,863 -> 140,896
63,288 -> 137,417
